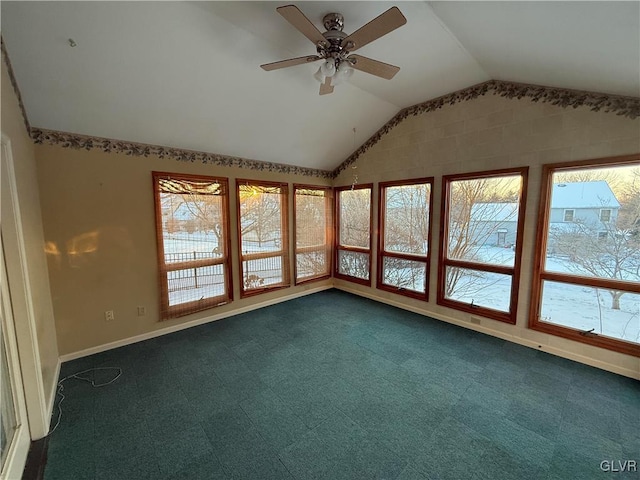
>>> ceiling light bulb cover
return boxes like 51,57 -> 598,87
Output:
320,60 -> 336,77
313,67 -> 325,83
331,64 -> 354,86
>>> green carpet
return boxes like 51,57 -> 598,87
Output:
45,289 -> 639,480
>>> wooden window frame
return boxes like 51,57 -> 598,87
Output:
438,167 -> 529,324
529,154 -> 640,357
377,177 -> 434,301
334,184 -> 374,286
293,184 -> 334,285
153,171 -> 233,319
237,179 -> 290,298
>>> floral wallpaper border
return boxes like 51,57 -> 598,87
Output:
5,33 -> 637,180
30,129 -> 334,179
332,79 -> 640,176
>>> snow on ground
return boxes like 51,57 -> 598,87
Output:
162,234 -> 639,344
541,282 -> 639,343
163,232 -> 283,306
464,246 -> 639,343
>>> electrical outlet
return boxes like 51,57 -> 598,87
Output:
105,310 -> 114,322
470,316 -> 481,325
137,306 -> 146,317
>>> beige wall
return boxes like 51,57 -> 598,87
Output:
28,87 -> 640,376
35,144 -> 332,355
335,94 -> 640,377
1,62 -> 59,403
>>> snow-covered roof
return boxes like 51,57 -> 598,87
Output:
551,181 -> 620,209
470,203 -> 519,222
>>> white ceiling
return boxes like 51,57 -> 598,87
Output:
2,2 -> 638,172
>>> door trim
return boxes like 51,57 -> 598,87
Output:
0,237 -> 31,480
1,134 -> 48,439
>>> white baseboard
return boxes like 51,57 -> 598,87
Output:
59,285 -> 332,363
59,283 -> 638,380
335,285 -> 640,380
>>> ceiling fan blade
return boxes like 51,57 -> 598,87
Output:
348,54 -> 400,80
319,76 -> 334,95
277,5 -> 327,46
261,55 -> 321,71
342,7 -> 407,52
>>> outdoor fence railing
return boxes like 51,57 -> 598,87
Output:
164,251 -> 284,292
165,252 -> 223,292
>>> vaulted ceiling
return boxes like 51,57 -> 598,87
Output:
2,1 -> 638,171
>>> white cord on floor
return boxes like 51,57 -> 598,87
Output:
48,366 -> 122,435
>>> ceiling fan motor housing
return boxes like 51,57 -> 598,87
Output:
318,13 -> 351,63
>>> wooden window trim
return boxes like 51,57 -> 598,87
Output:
153,171 -> 233,319
529,153 -> 640,357
293,184 -> 334,285
334,184 -> 373,286
437,167 -> 529,324
236,179 -> 290,298
377,177 -> 434,301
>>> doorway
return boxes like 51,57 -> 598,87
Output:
0,237 -> 31,479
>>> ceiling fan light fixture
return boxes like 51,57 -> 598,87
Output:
313,67 -> 325,83
320,59 -> 336,77
262,5 -> 406,95
331,63 -> 354,86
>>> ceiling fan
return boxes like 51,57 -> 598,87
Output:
261,5 -> 407,95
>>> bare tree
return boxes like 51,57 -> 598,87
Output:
296,192 -> 329,277
160,191 -> 225,260
180,194 -> 225,251
549,201 -> 640,310
384,184 -> 429,254
555,168 -> 624,190
617,167 -> 640,238
339,189 -> 371,278
549,214 -> 640,310
549,168 -> 640,310
445,176 -> 521,299
382,184 -> 430,290
239,187 -> 282,249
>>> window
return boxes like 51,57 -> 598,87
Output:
153,172 -> 232,319
530,155 -> 640,357
237,180 -> 289,297
563,209 -> 575,222
438,168 -> 528,324
294,185 -> 333,284
600,208 -> 612,223
378,178 -> 433,300
335,185 -> 373,284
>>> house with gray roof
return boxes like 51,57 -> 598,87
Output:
469,202 -> 519,247
468,181 -> 621,248
549,181 -> 621,228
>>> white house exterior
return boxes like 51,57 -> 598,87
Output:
469,181 -> 621,248
469,202 -> 520,247
549,181 -> 621,229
